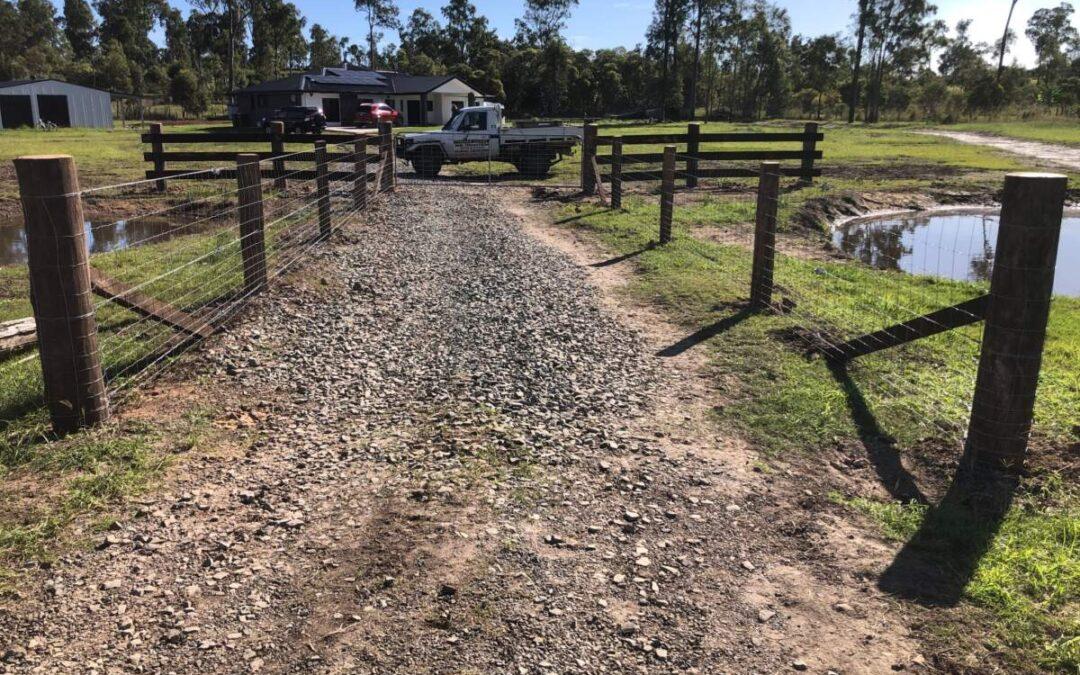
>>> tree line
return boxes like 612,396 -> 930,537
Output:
0,0 -> 1076,121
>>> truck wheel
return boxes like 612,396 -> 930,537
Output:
515,152 -> 554,177
411,147 -> 443,177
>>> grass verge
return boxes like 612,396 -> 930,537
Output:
831,475 -> 1078,671
554,191 -> 1079,672
0,401 -> 214,591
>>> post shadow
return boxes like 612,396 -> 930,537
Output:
656,306 -> 754,357
826,360 -> 1018,606
877,462 -> 1017,606
591,243 -> 655,268
825,360 -> 927,505
554,210 -> 611,226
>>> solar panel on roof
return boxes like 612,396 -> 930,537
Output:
312,69 -> 386,86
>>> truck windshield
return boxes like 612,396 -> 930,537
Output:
442,111 -> 463,131
442,110 -> 488,131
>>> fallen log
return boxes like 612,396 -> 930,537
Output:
0,317 -> 37,354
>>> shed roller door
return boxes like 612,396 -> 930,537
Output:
37,95 -> 71,127
0,95 -> 33,128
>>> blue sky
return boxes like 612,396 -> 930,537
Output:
80,0 -> 1059,67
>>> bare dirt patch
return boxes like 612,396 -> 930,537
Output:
503,187 -> 930,673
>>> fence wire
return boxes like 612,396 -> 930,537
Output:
584,148 -> 1072,453
1,137 -> 393,437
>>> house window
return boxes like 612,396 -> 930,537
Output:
293,94 -> 300,104
257,95 -> 267,106
426,100 -> 434,112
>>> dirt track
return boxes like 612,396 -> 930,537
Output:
0,185 -> 926,673
920,130 -> 1080,172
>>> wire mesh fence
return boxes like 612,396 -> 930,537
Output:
1,134 -> 394,437
579,144 -> 1070,472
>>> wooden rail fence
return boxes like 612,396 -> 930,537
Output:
581,122 -> 822,195
143,122 -> 390,190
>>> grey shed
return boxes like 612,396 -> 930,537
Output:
0,79 -> 114,130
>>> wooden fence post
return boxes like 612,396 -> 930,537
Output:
378,122 -> 394,193
150,122 -> 166,193
236,154 -> 267,294
270,121 -> 287,191
314,140 -> 332,239
686,123 -> 700,189
582,124 -> 598,194
750,162 -> 781,310
659,145 -> 676,244
353,139 -> 368,212
800,122 -> 819,184
965,172 -> 1067,474
611,137 -> 623,210
14,155 -> 109,433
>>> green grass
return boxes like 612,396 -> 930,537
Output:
559,195 -> 1078,451
941,121 -> 1080,147
558,192 -> 1078,672
0,123 -> 360,205
832,476 -> 1079,671
0,407 -> 213,583
831,493 -> 930,540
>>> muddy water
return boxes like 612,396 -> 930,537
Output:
832,209 -> 1080,297
0,216 -> 211,266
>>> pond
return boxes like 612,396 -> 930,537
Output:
832,209 -> 1080,297
0,217 -> 213,266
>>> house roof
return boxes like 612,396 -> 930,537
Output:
235,69 -> 482,96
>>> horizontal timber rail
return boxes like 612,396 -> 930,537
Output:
582,122 -> 822,193
149,169 -> 382,182
143,121 -> 382,191
822,295 -> 990,362
144,151 -> 382,163
140,130 -> 377,145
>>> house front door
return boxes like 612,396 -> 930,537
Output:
322,98 -> 340,123
407,100 -> 421,126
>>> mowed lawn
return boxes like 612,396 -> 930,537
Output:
0,123 -> 364,206
1,118 -> 1054,207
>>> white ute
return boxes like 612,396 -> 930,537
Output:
396,103 -> 581,178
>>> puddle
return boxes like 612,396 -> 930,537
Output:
832,208 -> 1080,297
0,216 -> 215,266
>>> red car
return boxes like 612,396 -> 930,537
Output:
355,102 -> 400,127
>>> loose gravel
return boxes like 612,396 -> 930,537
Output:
0,185 -> 923,674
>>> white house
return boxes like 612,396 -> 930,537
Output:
232,67 -> 486,127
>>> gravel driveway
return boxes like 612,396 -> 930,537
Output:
0,185 -> 921,673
